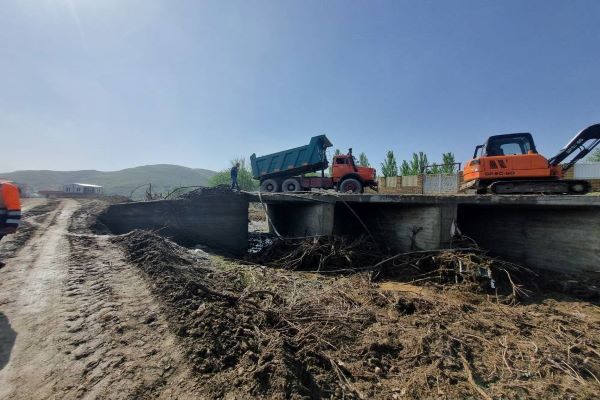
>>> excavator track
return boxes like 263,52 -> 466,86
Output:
489,179 -> 591,195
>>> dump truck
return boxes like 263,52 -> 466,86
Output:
462,123 -> 600,194
250,135 -> 377,193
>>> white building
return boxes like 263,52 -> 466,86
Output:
63,183 -> 104,195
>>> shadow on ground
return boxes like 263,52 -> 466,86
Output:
0,312 -> 17,371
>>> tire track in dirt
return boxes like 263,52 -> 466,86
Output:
56,234 -> 200,399
0,199 -> 200,399
0,199 -> 73,398
0,199 -> 61,264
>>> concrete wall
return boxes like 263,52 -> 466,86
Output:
457,205 -> 600,273
378,174 -> 463,195
378,175 -> 424,194
101,194 -> 248,254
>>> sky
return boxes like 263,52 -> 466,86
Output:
1,0 -> 599,173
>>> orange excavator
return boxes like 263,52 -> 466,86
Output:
462,123 -> 600,194
0,181 -> 21,241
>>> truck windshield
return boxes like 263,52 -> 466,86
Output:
334,156 -> 358,165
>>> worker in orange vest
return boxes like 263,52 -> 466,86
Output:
0,181 -> 21,267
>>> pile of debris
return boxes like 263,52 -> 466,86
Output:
114,230 -> 600,399
177,185 -> 237,200
249,236 -> 536,301
249,235 -> 381,272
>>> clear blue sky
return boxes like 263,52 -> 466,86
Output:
1,0 -> 599,173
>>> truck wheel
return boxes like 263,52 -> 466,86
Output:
339,178 -> 363,194
282,178 -> 301,192
260,179 -> 279,193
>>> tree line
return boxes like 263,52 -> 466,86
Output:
332,148 -> 457,177
380,150 -> 457,177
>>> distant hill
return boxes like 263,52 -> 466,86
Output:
0,164 -> 217,198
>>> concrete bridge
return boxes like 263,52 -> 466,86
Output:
101,192 -> 600,273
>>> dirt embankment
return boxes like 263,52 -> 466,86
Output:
114,230 -> 600,399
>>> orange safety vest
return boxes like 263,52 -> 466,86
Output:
0,182 -> 21,235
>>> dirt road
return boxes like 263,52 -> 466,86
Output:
0,200 -> 200,399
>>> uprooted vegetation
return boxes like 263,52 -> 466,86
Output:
113,230 -> 600,399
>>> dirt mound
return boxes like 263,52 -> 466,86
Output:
68,199 -> 115,234
114,231 -> 600,399
114,230 -> 378,397
177,185 -> 238,200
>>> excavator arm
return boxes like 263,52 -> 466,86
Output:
548,123 -> 600,171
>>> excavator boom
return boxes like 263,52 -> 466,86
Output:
548,123 -> 600,171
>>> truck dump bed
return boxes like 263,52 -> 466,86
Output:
250,135 -> 333,180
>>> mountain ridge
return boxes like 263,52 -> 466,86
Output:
0,164 -> 217,197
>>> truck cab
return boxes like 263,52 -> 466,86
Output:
331,153 -> 377,193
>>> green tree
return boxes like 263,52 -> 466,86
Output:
429,164 -> 442,174
334,148 -> 342,156
589,148 -> 600,162
381,150 -> 398,177
358,152 -> 370,167
400,152 -> 428,175
441,152 -> 456,174
208,158 -> 259,191
400,160 -> 411,176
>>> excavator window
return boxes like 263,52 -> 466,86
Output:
484,133 -> 536,157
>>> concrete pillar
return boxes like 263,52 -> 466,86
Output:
371,205 -> 457,251
101,194 -> 248,255
266,203 -> 335,237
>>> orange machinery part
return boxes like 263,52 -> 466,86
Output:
0,182 -> 22,235
463,153 -> 563,183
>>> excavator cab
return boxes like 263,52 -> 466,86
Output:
473,133 -> 537,158
483,133 -> 537,157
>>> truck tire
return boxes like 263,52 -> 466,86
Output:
282,178 -> 301,192
260,179 -> 279,193
339,178 -> 363,194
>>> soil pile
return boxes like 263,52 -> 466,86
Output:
69,199 -> 116,234
114,231 -> 600,399
177,185 -> 237,200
